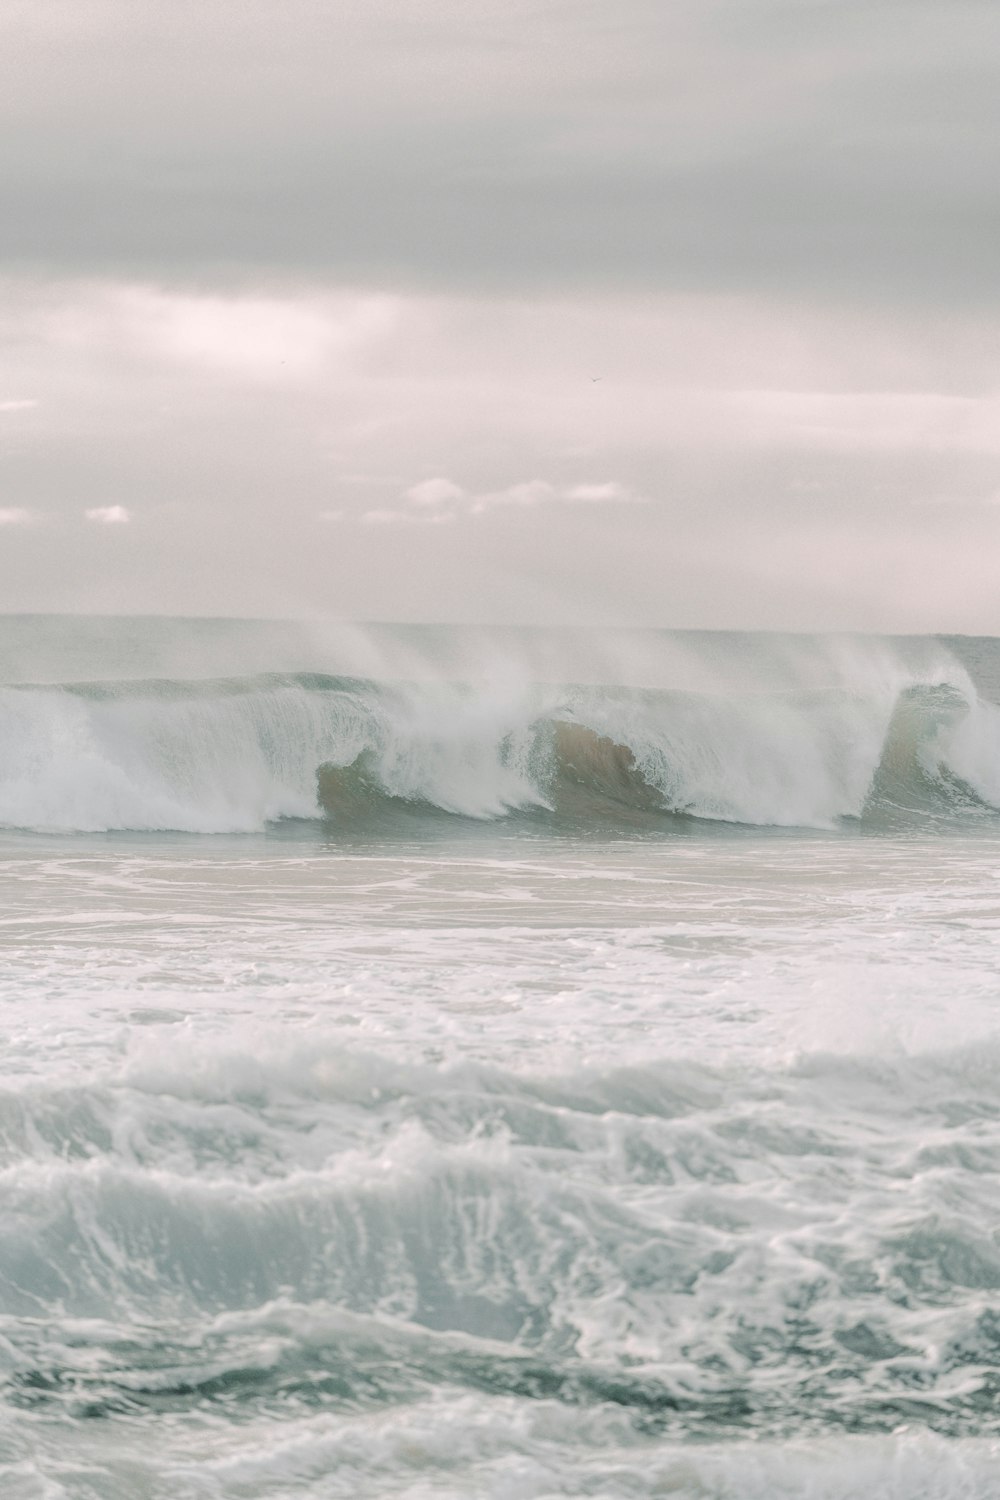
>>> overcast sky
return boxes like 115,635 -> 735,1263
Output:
2,0 -> 999,628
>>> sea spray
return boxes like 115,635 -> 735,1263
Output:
0,667 -> 995,832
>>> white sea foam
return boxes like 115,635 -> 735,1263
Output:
3,621 -> 1000,1497
0,626 -> 992,832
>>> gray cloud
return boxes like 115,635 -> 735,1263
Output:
2,2 -> 999,628
3,1 -> 999,304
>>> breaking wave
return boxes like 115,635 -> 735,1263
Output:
1,666 -> 1000,834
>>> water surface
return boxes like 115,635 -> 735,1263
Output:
2,620 -> 999,1497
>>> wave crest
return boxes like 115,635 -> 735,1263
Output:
1,661 -> 999,833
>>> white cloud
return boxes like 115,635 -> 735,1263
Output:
472,480 -> 558,512
366,476 -> 644,524
564,481 -> 633,503
404,476 -> 466,507
85,505 -> 130,524
12,283 -> 400,387
0,399 -> 38,413
111,287 -> 399,383
471,479 -> 644,513
0,507 -> 35,525
362,504 -> 454,526
708,389 -> 1000,455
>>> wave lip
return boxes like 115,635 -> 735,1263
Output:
0,658 -> 999,834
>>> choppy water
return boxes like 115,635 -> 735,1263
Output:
2,620 -> 1000,1498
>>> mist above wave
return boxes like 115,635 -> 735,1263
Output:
0,625 -> 998,834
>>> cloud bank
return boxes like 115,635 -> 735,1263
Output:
1,2 -> 998,628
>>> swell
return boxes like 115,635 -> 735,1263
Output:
1,668 -> 999,834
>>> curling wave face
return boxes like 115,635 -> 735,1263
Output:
1,660 -> 1000,834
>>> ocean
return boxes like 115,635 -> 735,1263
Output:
2,616 -> 1000,1498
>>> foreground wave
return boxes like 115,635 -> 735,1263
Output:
5,1034 -> 1000,1420
2,1031 -> 1000,1497
1,667 -> 999,833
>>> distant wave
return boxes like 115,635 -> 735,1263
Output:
2,664 -> 1000,834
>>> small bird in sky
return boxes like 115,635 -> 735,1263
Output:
590,376 -> 602,383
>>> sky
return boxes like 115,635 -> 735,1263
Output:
1,0 -> 999,629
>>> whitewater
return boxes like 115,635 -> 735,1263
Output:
2,617 -> 1000,1499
